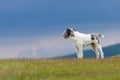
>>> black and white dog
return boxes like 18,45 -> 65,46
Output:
63,28 -> 104,59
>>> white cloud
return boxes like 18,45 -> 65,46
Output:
102,30 -> 120,46
18,36 -> 74,58
0,35 -> 74,58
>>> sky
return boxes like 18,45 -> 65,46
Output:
0,0 -> 120,58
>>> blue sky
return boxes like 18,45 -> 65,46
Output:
0,0 -> 120,58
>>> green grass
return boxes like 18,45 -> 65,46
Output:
0,58 -> 120,80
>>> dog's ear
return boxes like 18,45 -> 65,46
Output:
66,28 -> 71,36
65,28 -> 75,37
67,28 -> 75,37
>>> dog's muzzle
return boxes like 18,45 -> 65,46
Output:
63,31 -> 69,39
63,32 -> 67,39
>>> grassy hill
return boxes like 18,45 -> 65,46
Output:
0,58 -> 120,80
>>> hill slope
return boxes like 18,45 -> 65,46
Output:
58,43 -> 120,58
0,58 -> 120,80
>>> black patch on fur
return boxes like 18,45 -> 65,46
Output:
91,43 -> 95,45
64,28 -> 75,38
66,28 -> 71,37
91,34 -> 95,40
91,37 -> 95,40
91,34 -> 100,44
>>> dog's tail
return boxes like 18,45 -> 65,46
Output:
98,34 -> 104,38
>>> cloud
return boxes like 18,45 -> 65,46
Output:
0,34 -> 73,58
102,30 -> 120,46
18,36 -> 74,58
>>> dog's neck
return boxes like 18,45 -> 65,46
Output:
69,31 -> 83,42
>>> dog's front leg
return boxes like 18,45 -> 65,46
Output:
75,45 -> 83,59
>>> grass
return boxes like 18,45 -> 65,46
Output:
0,58 -> 120,80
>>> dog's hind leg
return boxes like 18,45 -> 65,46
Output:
97,44 -> 104,59
91,43 -> 100,59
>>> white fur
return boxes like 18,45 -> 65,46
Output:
64,28 -> 104,59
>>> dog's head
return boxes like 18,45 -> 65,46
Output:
63,28 -> 76,39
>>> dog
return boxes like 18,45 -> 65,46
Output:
63,28 -> 104,59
